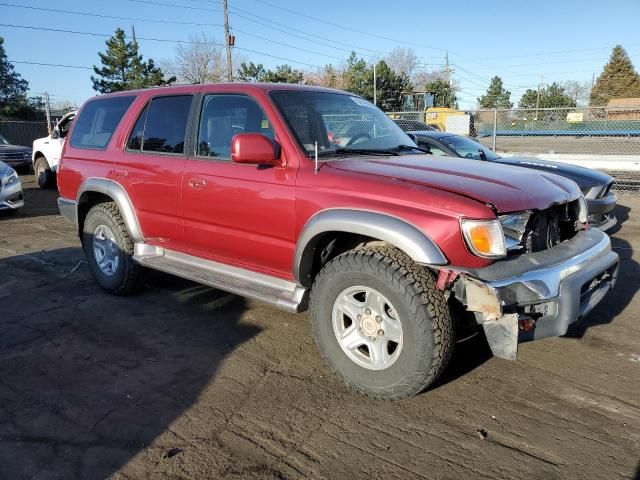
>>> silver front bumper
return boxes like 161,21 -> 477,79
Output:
0,177 -> 24,210
463,228 -> 619,358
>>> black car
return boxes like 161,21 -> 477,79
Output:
395,123 -> 617,231
0,133 -> 32,172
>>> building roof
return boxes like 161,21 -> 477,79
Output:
606,98 -> 640,109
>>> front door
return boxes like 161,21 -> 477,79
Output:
181,93 -> 296,278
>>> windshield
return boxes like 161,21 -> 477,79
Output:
270,91 -> 415,156
439,135 -> 499,161
0,134 -> 8,145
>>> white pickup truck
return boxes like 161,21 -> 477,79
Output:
32,111 -> 76,188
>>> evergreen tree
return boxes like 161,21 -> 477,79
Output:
518,82 -> 576,109
237,62 -> 266,82
590,45 -> 640,105
91,28 -> 175,93
263,64 -> 304,84
372,60 -> 412,110
343,52 -> 373,99
422,78 -> 458,108
0,36 -> 29,118
478,76 -> 513,109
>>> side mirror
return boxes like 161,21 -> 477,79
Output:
51,128 -> 60,140
231,133 -> 281,166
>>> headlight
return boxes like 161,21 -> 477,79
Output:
461,218 -> 506,258
580,186 -> 601,199
4,169 -> 19,186
23,151 -> 31,159
499,211 -> 531,252
578,195 -> 588,224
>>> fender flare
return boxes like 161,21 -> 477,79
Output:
293,209 -> 447,286
76,177 -> 145,243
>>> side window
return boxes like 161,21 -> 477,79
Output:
69,96 -> 135,150
127,96 -> 192,154
427,144 -> 449,157
197,94 -> 274,160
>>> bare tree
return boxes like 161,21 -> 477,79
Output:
384,47 -> 418,77
165,33 -> 226,85
561,80 -> 592,106
303,64 -> 346,89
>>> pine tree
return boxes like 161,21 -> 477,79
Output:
478,76 -> 513,109
91,28 -> 175,94
590,45 -> 640,105
518,82 -> 575,109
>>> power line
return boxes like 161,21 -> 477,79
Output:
1,23 -> 325,69
0,2 -> 222,27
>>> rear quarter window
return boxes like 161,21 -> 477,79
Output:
69,96 -> 135,150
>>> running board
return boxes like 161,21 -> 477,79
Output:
133,244 -> 308,313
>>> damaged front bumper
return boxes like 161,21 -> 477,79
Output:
461,228 -> 619,360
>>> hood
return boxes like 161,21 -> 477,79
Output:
494,156 -> 613,188
327,155 -> 581,213
0,144 -> 31,154
0,160 -> 15,177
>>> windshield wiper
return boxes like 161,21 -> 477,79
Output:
385,144 -> 432,154
316,147 -> 398,157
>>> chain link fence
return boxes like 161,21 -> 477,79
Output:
388,106 -> 640,195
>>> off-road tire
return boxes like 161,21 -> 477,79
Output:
34,157 -> 55,189
310,246 -> 454,400
82,202 -> 144,295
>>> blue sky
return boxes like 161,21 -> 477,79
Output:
2,0 -> 640,109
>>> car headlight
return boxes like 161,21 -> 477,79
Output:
499,211 -> 531,252
3,169 -> 19,186
578,194 -> 588,225
23,151 -> 31,159
580,185 -> 601,199
461,218 -> 506,258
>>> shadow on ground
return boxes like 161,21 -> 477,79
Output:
0,247 -> 260,479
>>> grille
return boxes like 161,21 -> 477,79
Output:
0,152 -> 25,160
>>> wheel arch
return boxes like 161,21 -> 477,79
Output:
294,209 -> 447,287
76,178 -> 144,243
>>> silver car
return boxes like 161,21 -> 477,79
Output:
0,161 -> 24,212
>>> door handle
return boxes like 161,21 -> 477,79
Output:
114,169 -> 128,178
188,178 -> 206,190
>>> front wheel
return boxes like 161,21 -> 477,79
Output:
34,157 -> 55,189
310,247 -> 454,400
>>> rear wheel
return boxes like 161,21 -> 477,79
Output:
34,157 -> 55,189
310,246 -> 454,400
82,202 -> 144,295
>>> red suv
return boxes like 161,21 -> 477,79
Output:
57,84 -> 619,399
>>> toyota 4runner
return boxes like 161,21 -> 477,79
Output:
57,84 -> 619,400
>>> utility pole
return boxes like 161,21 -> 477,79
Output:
223,0 -> 233,82
535,75 -> 543,120
373,63 -> 377,106
44,92 -> 51,134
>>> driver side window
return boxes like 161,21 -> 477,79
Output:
197,94 -> 274,160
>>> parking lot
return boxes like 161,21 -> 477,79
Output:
1,174 -> 639,479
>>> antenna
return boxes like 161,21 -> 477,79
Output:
314,142 -> 318,174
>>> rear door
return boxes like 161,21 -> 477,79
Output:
115,94 -> 194,250
181,92 -> 297,278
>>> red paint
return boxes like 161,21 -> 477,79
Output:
231,133 -> 280,165
58,83 -> 576,281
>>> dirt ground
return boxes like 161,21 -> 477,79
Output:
1,175 -> 639,480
